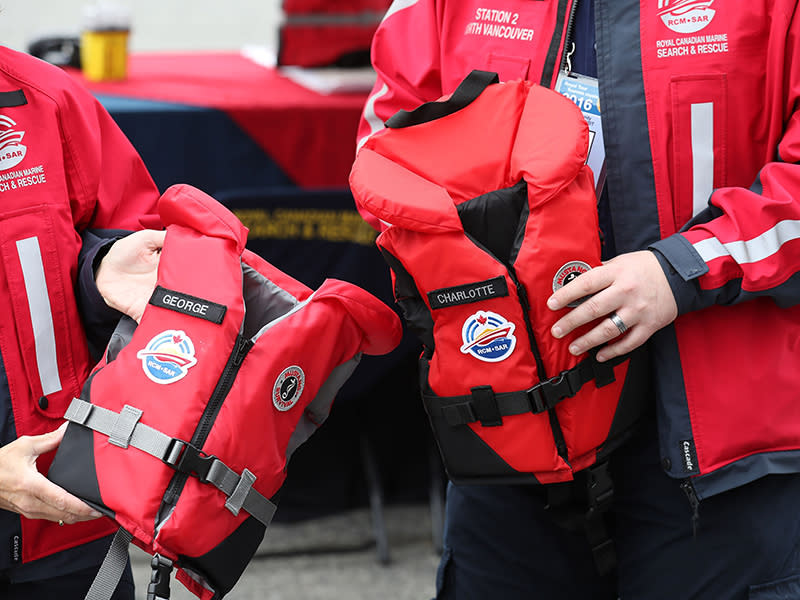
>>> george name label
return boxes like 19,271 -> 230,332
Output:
149,286 -> 227,324
428,277 -> 508,309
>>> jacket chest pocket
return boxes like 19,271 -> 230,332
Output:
0,205 -> 87,419
669,74 -> 728,231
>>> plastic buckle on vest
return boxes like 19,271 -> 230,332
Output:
147,554 -> 173,600
527,368 -> 582,413
163,439 -> 215,482
585,461 -> 614,514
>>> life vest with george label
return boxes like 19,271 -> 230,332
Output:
48,184 -> 403,600
350,70 -> 649,484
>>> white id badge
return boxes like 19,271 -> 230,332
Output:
555,72 -> 606,198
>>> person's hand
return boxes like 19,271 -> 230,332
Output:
95,229 -> 166,322
547,250 -> 678,362
0,423 -> 103,524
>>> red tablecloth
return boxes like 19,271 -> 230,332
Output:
67,52 -> 369,188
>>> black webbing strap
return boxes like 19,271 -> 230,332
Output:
583,462 -> 617,574
544,462 -> 617,575
426,352 -> 625,427
384,70 -> 499,129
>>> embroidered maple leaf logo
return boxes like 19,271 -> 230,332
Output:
476,314 -> 488,325
172,334 -> 183,344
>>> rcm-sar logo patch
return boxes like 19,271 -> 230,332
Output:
273,366 -> 305,411
460,311 -> 517,363
136,330 -> 197,384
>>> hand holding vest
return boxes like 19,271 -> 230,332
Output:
48,184 -> 402,599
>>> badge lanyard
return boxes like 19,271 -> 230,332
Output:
555,42 -> 607,199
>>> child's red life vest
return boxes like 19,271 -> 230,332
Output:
350,70 -> 648,485
48,184 -> 402,599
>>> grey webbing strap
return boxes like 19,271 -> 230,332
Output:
206,461 -> 277,526
66,398 -> 277,527
84,528 -> 134,600
65,398 -> 173,460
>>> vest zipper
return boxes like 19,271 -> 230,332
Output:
506,265 -> 570,462
156,334 -> 254,525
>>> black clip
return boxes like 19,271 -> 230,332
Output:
146,554 -> 173,600
585,462 -> 614,514
527,368 -> 581,413
162,438 -> 215,482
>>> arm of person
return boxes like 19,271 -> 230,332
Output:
63,72 -> 162,356
357,0 -> 445,153
548,10 -> 800,362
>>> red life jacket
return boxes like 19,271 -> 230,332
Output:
350,71 -> 648,484
48,184 -> 402,599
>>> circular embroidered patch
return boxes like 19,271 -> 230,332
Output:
273,366 -> 305,411
459,311 -> 517,363
136,330 -> 197,385
552,261 -> 592,307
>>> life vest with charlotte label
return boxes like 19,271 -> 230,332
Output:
48,184 -> 402,600
350,70 -> 649,485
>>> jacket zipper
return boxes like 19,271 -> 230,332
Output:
156,334 -> 254,523
559,0 -> 580,75
506,265 -> 569,462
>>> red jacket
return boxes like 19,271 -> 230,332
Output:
0,46 -> 159,564
357,1 -> 800,502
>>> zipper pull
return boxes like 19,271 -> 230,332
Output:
233,337 -> 254,366
680,479 -> 700,537
564,41 -> 575,76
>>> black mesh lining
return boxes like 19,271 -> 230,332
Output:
455,180 -> 528,266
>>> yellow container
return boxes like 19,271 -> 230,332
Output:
80,28 -> 129,81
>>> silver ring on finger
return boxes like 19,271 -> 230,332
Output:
609,311 -> 628,334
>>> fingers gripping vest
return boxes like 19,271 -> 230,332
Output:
350,71 -> 646,485
48,184 -> 402,599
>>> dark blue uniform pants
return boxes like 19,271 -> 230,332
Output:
435,416 -> 800,599
0,560 -> 134,600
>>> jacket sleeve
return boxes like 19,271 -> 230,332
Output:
356,0 -> 445,151
59,77 -> 161,232
649,11 -> 800,314
59,78 -> 161,353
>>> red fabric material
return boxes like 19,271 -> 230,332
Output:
278,23 -> 377,67
66,52 -> 368,188
282,0 -> 390,14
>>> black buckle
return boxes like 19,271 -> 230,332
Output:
527,368 -> 582,413
146,554 -> 173,600
162,438 -> 215,482
585,462 -> 614,514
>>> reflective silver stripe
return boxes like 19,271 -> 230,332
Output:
357,83 -> 389,152
16,236 -> 62,395
691,102 -> 714,218
693,219 -> 800,264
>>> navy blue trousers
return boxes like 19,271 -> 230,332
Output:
0,560 -> 134,600
435,415 -> 800,599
